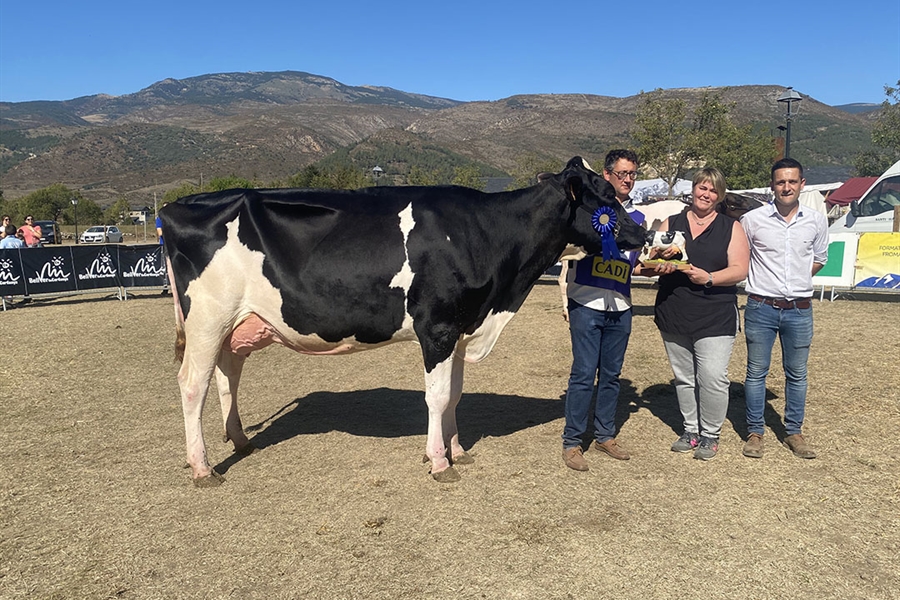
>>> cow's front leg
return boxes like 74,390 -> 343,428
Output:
444,352 -> 473,465
423,355 -> 460,483
214,349 -> 255,456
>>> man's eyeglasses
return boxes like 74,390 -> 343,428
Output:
609,170 -> 638,181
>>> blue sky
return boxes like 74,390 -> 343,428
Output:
1,0 -> 898,106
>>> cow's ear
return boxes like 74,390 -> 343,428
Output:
537,172 -> 553,183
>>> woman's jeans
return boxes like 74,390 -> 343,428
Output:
660,332 -> 735,439
744,298 -> 813,436
562,301 -> 631,449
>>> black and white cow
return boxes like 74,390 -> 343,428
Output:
160,157 -> 650,486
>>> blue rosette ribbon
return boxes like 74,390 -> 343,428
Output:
591,206 -> 620,262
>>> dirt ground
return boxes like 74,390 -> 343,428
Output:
1,282 -> 898,600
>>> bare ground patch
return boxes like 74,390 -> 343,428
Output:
1,283 -> 898,599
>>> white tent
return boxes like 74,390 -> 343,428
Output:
631,178 -> 692,204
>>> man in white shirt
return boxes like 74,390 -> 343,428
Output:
740,158 -> 829,459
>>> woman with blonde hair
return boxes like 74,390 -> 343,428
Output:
643,167 -> 749,460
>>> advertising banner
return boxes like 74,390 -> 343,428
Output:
72,245 -> 120,290
19,246 -> 78,295
118,244 -> 167,288
0,249 -> 27,296
812,233 -> 858,288
855,232 -> 900,290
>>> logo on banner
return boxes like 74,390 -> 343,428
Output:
78,252 -> 118,281
0,257 -> 20,286
28,256 -> 71,284
122,251 -> 164,278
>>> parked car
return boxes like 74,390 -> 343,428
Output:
829,159 -> 900,233
80,225 -> 124,244
34,220 -> 61,245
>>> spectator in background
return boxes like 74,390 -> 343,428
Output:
1,225 -> 25,249
1,215 -> 10,235
156,214 -> 164,245
19,216 -> 42,247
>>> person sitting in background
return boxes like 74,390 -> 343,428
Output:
19,216 -> 42,247
0,215 -> 10,235
1,225 -> 25,249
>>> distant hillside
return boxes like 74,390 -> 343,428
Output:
0,71 -> 879,205
836,103 -> 882,114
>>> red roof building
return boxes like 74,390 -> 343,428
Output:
826,177 -> 878,207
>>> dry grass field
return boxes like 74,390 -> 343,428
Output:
1,282 -> 898,599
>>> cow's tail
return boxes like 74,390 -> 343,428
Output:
167,255 -> 187,363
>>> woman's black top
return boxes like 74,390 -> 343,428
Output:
654,210 -> 739,338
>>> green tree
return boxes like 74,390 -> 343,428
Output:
104,197 -> 131,225
690,93 -> 775,189
162,183 -> 201,204
66,198 -> 103,227
10,183 -> 78,221
634,90 -> 775,192
451,165 -> 485,190
632,90 -> 694,195
285,165 -> 369,190
206,176 -> 256,192
407,166 -> 440,186
507,154 -> 564,190
854,81 -> 900,175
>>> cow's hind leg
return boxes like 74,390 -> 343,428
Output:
424,355 -> 461,483
215,350 -> 256,456
445,353 -> 473,465
179,327 -> 230,487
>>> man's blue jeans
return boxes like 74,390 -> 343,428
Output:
562,301 -> 632,449
744,298 -> 813,436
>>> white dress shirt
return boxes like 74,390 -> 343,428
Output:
741,202 -> 829,300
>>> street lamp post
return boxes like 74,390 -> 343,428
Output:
777,87 -> 803,159
71,197 -> 79,244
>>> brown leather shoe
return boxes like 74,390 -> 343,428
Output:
743,433 -> 764,458
784,434 -> 817,459
592,438 -> 631,461
563,446 -> 589,471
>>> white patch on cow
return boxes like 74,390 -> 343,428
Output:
390,203 -> 416,332
455,309 -> 517,363
185,216 -> 406,355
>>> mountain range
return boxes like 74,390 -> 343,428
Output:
0,70 -> 881,206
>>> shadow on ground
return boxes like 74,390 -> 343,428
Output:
215,388 -> 565,474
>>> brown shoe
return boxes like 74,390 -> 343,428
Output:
743,433 -> 764,458
784,434 -> 817,459
563,447 -> 589,471
592,439 -> 631,461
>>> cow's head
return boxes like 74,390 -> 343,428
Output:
541,156 -> 651,255
718,192 -> 766,220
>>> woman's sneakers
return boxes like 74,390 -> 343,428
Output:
694,436 -> 719,460
671,431 -> 700,453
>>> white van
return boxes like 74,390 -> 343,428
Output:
829,159 -> 900,233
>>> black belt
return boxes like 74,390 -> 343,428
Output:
748,294 -> 811,309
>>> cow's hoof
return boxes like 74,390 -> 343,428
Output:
451,451 -> 475,465
192,471 -> 225,488
431,467 -> 461,483
235,442 -> 257,456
